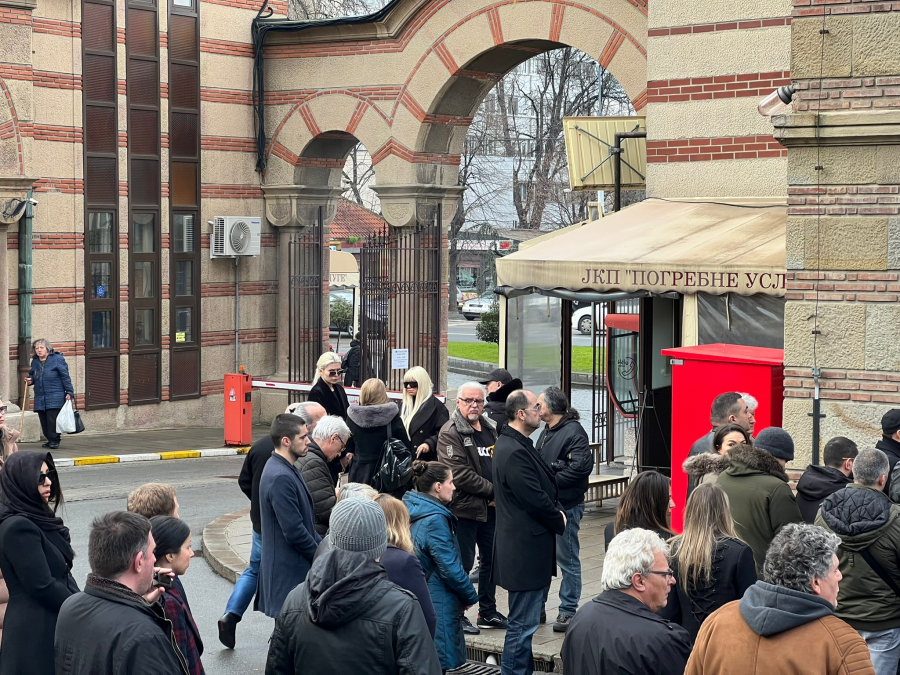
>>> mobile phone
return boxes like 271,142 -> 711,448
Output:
152,571 -> 173,589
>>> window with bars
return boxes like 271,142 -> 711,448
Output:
168,0 -> 200,398
83,0 -> 120,408
127,0 -> 161,404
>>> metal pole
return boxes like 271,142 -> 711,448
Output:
234,257 -> 240,371
18,190 -> 34,395
613,131 -> 647,213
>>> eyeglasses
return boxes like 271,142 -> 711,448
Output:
522,403 -> 542,412
643,569 -> 675,579
403,382 -> 418,389
325,369 -> 346,376
459,397 -> 485,406
38,472 -> 53,485
334,435 -> 347,451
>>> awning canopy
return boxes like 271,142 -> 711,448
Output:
495,198 -> 786,298
330,249 -> 359,288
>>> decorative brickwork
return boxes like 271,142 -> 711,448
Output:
648,17 -> 790,37
648,72 -> 792,104
647,135 -> 787,163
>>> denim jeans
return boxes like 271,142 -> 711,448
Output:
859,627 -> 900,675
557,503 -> 584,615
455,507 -> 497,615
225,529 -> 261,617
502,587 -> 547,675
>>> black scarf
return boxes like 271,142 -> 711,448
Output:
0,450 -> 74,565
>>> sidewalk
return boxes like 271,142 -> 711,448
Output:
204,500 -> 618,673
20,425 -> 270,466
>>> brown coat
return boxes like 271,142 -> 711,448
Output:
436,409 -> 496,522
686,600 -> 874,675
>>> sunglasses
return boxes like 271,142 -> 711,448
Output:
325,369 -> 346,376
0,406 -> 6,414
38,472 -> 54,485
403,382 -> 418,389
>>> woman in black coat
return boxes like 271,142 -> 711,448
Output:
400,366 -> 448,462
308,352 -> 350,419
26,339 -> 74,450
346,379 -> 410,488
0,451 -> 78,674
659,483 -> 756,641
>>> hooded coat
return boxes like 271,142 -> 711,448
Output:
716,444 -> 803,573
265,549 -> 441,675
346,403 -> 411,487
28,350 -> 74,412
796,464 -> 853,524
685,582 -> 875,675
483,378 -> 522,429
685,429 -> 715,499
342,340 -> 361,387
436,408 -> 496,522
682,451 -> 730,490
560,590 -> 692,675
816,483 -> 900,632
403,490 -> 478,671
537,410 -> 593,510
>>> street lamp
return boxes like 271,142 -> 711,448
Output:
758,85 -> 796,117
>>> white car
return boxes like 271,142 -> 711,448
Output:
461,292 -> 496,320
572,305 -> 602,334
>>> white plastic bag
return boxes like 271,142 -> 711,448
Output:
56,400 -> 76,434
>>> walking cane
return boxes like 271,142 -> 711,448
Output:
19,382 -> 29,433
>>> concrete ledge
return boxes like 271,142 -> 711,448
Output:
202,509 -> 251,584
54,446 -> 250,468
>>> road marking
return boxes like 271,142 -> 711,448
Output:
160,450 -> 202,460
118,453 -> 162,462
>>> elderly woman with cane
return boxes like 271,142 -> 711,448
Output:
26,339 -> 74,450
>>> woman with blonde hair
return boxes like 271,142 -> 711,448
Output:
374,494 -> 436,638
308,351 -> 349,420
346,379 -> 410,489
660,483 -> 756,640
400,366 -> 448,461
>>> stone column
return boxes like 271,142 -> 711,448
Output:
262,184 -> 339,380
0,177 -> 38,401
373,184 -> 464,394
774,6 -> 900,465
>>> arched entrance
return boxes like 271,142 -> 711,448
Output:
259,0 -> 647,389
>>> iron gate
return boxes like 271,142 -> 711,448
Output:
287,206 -> 324,401
359,204 -> 442,391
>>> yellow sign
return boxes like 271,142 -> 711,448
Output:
562,116 -> 646,191
176,332 -> 186,343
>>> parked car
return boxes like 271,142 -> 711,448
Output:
461,292 -> 496,320
572,305 -> 603,334
457,286 -> 478,308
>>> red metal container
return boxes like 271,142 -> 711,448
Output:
660,344 -> 784,531
224,372 -> 253,446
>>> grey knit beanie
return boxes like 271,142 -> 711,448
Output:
329,497 -> 388,560
754,427 -> 794,462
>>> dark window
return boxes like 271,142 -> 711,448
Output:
83,0 -> 120,409
168,0 -> 200,399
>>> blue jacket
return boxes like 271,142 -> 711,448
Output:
258,452 -> 321,619
29,351 -> 74,411
403,490 -> 477,671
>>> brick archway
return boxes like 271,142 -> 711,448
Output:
260,0 -> 647,188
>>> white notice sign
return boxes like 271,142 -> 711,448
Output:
391,349 -> 409,370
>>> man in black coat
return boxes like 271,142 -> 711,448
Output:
561,527 -> 691,675
297,415 -> 350,535
55,511 -> 189,674
493,389 -> 566,675
481,368 -> 522,430
876,409 -> 900,502
266,498 -> 441,675
537,387 -> 593,633
795,436 -> 857,523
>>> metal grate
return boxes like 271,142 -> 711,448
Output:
129,353 -> 159,403
83,54 -> 116,103
358,204 -> 442,391
85,106 -> 116,154
287,208 -> 324,401
128,60 -> 159,106
83,3 -> 114,51
170,112 -> 198,158
169,64 -> 199,109
171,350 -> 199,398
129,109 -> 158,156
86,157 -> 118,205
87,356 -> 118,406
129,159 -> 159,206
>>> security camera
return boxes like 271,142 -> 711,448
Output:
28,198 -> 38,206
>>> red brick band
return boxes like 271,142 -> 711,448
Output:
648,17 -> 790,37
647,71 -> 791,103
787,185 -> 900,216
647,135 -> 786,163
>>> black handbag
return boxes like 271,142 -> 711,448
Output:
71,407 -> 85,434
372,425 -> 412,493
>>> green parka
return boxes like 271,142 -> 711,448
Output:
716,444 -> 803,573
816,483 -> 900,632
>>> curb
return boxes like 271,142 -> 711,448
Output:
54,446 -> 250,468
202,509 -> 250,584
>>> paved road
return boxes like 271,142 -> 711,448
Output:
450,313 -> 597,347
59,457 -> 272,674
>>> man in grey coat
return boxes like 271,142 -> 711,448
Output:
258,414 -> 321,619
686,392 -> 754,498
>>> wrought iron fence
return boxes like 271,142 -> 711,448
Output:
359,204 -> 442,391
287,206 -> 324,402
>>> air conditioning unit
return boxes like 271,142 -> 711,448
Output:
210,216 -> 262,258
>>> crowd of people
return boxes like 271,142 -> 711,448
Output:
6,357 -> 900,675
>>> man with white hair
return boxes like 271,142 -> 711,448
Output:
561,528 -> 691,675
297,415 -> 351,536
437,381 -> 505,633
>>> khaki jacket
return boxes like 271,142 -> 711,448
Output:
686,599 -> 874,675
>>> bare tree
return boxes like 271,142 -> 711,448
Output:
287,0 -> 384,20
341,144 -> 378,212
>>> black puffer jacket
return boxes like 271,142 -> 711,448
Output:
660,537 -> 757,641
795,464 -> 852,523
537,411 -> 593,509
483,378 -> 522,429
296,440 -> 337,536
816,484 -> 900,631
265,549 -> 441,675
876,437 -> 900,502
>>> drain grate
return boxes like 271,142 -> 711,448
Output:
465,647 -> 556,673
450,661 -> 501,674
